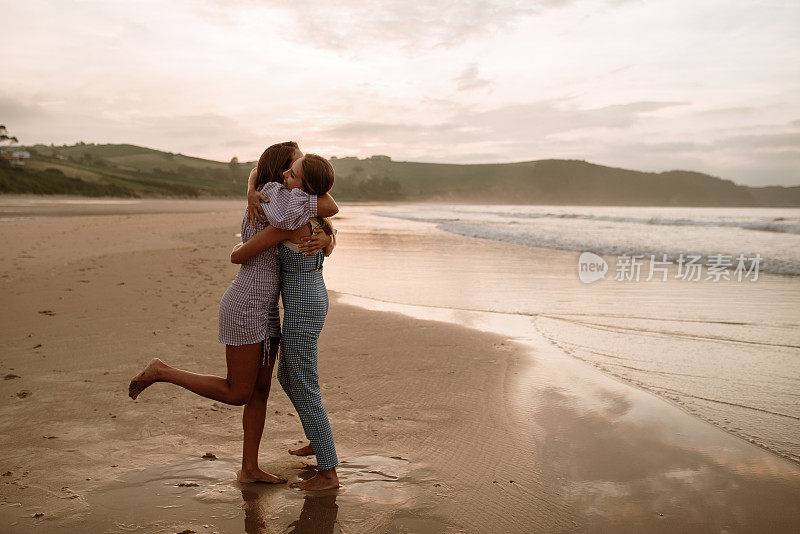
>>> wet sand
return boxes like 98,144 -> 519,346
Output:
0,197 -> 799,532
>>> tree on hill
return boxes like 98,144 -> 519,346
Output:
0,125 -> 19,169
229,156 -> 239,170
1,125 -> 19,146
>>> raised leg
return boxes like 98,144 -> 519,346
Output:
128,343 -> 261,406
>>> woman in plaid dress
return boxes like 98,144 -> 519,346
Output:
128,143 -> 339,485
232,154 -> 340,490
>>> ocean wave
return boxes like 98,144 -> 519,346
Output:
377,212 -> 800,276
378,209 -> 800,235
434,221 -> 800,276
376,206 -> 800,275
476,210 -> 800,235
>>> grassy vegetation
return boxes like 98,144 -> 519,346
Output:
2,143 -> 798,206
3,143 -> 248,197
0,167 -> 135,197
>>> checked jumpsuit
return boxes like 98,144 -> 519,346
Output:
277,239 -> 338,470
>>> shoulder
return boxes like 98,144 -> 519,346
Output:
260,182 -> 284,193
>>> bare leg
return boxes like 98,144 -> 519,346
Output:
289,443 -> 315,456
128,343 -> 261,405
239,338 -> 286,484
290,468 -> 339,491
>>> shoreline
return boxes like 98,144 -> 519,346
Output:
0,193 -> 800,209
3,195 -> 798,280
4,191 -> 800,209
0,201 -> 798,532
336,292 -> 800,469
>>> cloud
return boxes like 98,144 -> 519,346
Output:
467,100 -> 688,136
0,96 -> 47,123
696,106 -> 759,118
238,0 -> 582,51
307,99 -> 689,164
455,63 -> 491,91
714,132 -> 800,150
141,114 -> 241,139
319,121 -> 433,137
310,100 -> 688,151
4,92 -> 262,158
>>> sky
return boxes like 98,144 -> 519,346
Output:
2,0 -> 799,186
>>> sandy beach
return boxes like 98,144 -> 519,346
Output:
1,196 -> 799,533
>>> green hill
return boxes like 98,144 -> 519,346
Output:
331,156 -> 800,206
1,143 -> 798,206
0,143 -> 248,197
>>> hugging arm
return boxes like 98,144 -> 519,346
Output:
324,230 -> 336,257
231,226 -> 294,264
252,179 -> 338,226
299,219 -> 336,256
316,194 -> 339,218
246,168 -> 268,228
260,183 -> 324,230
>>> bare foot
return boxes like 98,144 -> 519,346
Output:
128,358 -> 164,400
289,443 -> 314,456
238,467 -> 287,484
289,470 -> 339,491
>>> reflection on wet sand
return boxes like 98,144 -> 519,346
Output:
240,465 -> 339,534
529,374 -> 800,532
236,455 -> 444,533
339,294 -> 800,531
287,495 -> 339,534
68,452 -> 445,533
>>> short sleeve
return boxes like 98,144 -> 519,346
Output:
260,182 -> 317,230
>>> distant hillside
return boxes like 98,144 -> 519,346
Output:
1,143 -> 798,206
331,156 -> 800,207
0,143 -> 249,197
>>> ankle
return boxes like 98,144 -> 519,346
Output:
318,468 -> 337,479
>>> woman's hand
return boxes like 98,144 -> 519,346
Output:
231,242 -> 245,264
246,167 -> 270,228
247,188 -> 270,228
298,228 -> 332,256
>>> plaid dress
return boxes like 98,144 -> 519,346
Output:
277,243 -> 338,470
218,183 -> 317,359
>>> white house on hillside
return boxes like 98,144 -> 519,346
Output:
0,149 -> 31,168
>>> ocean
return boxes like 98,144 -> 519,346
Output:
325,204 -> 800,464
379,204 -> 800,276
